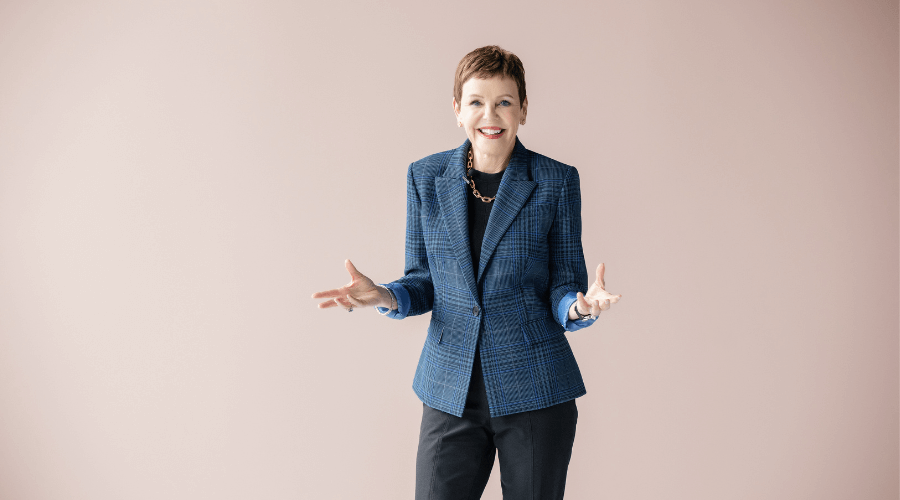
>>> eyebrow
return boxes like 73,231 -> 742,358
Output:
468,94 -> 515,99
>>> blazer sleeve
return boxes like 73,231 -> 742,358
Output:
375,163 -> 434,319
548,166 -> 590,329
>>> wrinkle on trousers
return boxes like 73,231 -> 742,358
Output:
415,344 -> 578,500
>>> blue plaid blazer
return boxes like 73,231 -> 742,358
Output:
381,136 -> 590,418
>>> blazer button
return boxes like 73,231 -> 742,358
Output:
473,305 -> 480,316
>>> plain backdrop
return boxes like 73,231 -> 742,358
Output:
0,1 -> 897,499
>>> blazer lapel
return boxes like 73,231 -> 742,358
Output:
436,137 -> 538,300
436,139 -> 480,303
477,137 -> 537,283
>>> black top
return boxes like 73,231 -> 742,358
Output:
465,166 -> 505,407
466,167 -> 505,272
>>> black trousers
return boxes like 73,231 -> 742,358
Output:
415,346 -> 578,499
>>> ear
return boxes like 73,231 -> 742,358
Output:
452,97 -> 460,118
521,96 -> 528,119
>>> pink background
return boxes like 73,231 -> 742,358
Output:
0,1 -> 897,498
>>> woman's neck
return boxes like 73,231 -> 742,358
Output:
471,145 -> 514,174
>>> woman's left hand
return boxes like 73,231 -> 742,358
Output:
569,263 -> 622,320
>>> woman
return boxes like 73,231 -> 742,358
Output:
312,45 -> 621,499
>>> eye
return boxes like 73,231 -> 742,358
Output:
500,100 -> 511,106
470,100 -> 482,106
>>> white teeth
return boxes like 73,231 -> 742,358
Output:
480,129 -> 502,135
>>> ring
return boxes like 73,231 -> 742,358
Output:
347,305 -> 354,312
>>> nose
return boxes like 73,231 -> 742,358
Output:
482,103 -> 498,120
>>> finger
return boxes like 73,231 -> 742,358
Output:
345,259 -> 364,279
576,292 -> 591,314
596,263 -> 606,289
345,294 -> 365,308
333,296 -> 352,309
599,290 -> 621,303
600,298 -> 611,312
590,299 -> 601,316
311,286 -> 349,299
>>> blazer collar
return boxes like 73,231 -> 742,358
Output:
443,135 -> 531,181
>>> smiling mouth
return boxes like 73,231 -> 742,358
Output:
478,128 -> 505,137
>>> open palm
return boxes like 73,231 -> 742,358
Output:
311,259 -> 389,311
571,263 -> 622,319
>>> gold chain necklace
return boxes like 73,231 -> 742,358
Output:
464,146 -> 513,203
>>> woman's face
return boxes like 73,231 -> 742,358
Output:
453,75 -> 527,158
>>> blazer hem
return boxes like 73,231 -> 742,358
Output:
413,383 -> 587,419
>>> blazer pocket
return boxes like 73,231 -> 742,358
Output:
521,316 -> 564,345
428,317 -> 445,344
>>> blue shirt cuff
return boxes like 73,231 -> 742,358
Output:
373,283 -> 410,319
558,291 -> 598,332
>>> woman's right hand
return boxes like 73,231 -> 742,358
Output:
311,259 -> 393,311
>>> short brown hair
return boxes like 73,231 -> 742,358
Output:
453,45 -> 526,108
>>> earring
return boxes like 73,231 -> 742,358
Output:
458,122 -> 462,127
